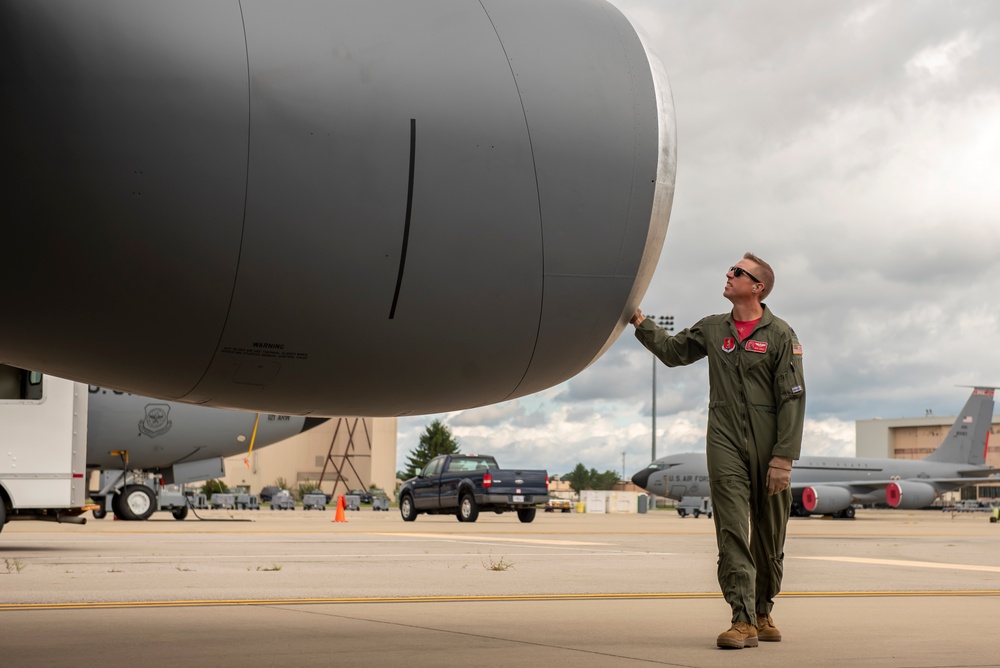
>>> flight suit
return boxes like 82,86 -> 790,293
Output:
636,305 -> 805,625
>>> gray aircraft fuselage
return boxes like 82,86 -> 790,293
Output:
86,386 -> 323,472
631,387 -> 997,515
633,453 -> 990,505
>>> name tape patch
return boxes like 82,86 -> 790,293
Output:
745,340 -> 768,354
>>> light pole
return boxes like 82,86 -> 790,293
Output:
645,315 -> 674,463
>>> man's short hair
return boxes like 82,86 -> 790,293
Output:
744,252 -> 774,301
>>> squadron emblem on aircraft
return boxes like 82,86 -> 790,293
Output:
139,403 -> 173,438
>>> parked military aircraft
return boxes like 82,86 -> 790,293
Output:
631,387 -> 999,518
0,0 -> 675,417
87,385 -> 325,521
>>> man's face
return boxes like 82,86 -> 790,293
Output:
723,260 -> 762,301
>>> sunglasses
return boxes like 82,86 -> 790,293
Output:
729,266 -> 762,283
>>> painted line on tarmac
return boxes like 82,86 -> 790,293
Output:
3,590 -> 999,612
376,532 -> 609,546
792,556 -> 1000,573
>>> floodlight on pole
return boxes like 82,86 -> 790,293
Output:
645,314 -> 673,463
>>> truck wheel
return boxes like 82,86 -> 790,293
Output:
457,494 -> 479,522
516,508 -> 536,523
399,494 -> 418,522
113,485 -> 156,521
0,499 -> 6,531
172,506 -> 189,520
677,508 -> 687,518
693,510 -> 701,518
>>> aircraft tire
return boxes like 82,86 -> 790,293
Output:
843,506 -> 856,519
516,508 -> 536,523
172,506 -> 189,520
457,494 -> 479,523
113,485 -> 157,521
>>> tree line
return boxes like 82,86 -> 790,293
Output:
399,420 -> 622,491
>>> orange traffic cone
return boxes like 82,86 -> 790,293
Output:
333,494 -> 347,522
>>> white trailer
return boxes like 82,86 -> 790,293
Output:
0,368 -> 94,533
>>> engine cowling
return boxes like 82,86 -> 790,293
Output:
886,481 -> 938,509
800,485 -> 853,515
0,0 -> 676,417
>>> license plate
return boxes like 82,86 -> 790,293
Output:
512,495 -> 524,503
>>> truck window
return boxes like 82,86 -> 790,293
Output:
445,457 -> 498,472
422,458 -> 443,477
0,365 -> 43,401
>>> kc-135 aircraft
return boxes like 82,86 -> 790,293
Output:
87,385 -> 326,521
631,387 -> 999,518
0,0 -> 675,417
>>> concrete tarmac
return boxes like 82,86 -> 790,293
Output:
1,507 -> 998,667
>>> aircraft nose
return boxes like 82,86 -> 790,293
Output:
631,468 -> 652,490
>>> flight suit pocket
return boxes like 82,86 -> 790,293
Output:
777,362 -> 805,401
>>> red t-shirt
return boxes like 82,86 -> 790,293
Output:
734,318 -> 761,342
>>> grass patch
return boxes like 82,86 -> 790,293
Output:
255,564 -> 283,572
4,558 -> 25,574
482,555 -> 514,572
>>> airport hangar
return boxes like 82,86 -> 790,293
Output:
857,415 -> 1000,500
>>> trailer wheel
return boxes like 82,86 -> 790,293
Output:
172,506 -> 189,520
516,508 -> 536,523
113,485 -> 156,521
91,500 -> 107,519
457,494 -> 479,522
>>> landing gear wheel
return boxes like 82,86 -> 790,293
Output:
113,485 -> 156,521
457,494 -> 479,522
399,494 -> 417,522
172,506 -> 189,520
516,508 -> 536,523
843,506 -> 856,519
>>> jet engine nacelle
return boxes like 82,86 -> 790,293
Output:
886,481 -> 938,509
0,0 -> 675,417
800,485 -> 853,515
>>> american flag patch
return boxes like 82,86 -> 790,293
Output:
792,344 -> 803,355
964,416 -> 973,423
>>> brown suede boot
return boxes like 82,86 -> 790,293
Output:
756,613 -> 782,642
716,622 -> 759,649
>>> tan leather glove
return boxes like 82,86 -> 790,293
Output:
766,457 -> 792,496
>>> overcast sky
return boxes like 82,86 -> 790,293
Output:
398,1 -> 1000,478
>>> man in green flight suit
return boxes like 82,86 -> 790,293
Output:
630,252 -> 806,650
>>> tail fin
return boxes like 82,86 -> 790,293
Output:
924,387 -> 995,466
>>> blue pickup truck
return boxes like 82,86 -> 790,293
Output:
398,454 -> 548,523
